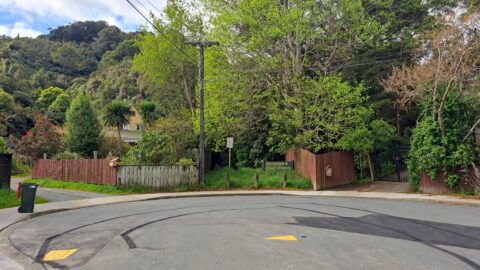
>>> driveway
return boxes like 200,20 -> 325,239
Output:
1,195 -> 479,270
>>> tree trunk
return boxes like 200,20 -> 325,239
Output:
117,125 -> 122,155
367,153 -> 375,182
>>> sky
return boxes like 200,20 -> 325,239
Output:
0,0 -> 166,37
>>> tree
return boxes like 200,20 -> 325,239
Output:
101,100 -> 131,151
0,137 -> 9,153
16,116 -> 64,159
338,120 -> 396,180
46,93 -> 71,125
383,13 -> 480,137
124,131 -> 170,165
133,0 -> 200,116
36,86 -> 64,110
137,101 -> 158,129
383,12 -> 480,189
65,92 -> 101,157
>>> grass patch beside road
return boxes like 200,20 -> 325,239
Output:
0,188 -> 48,209
26,168 -> 312,195
27,179 -> 160,195
205,167 -> 312,190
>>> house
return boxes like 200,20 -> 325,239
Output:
105,107 -> 143,144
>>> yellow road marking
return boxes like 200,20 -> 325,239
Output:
264,235 -> 298,241
43,249 -> 78,261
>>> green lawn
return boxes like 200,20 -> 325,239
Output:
204,167 -> 312,190
0,188 -> 48,209
25,167 -> 312,195
27,179 -> 164,195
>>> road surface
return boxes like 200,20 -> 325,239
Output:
1,195 -> 480,270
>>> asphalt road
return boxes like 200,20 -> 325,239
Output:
1,195 -> 480,270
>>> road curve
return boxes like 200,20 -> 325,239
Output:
2,195 -> 480,270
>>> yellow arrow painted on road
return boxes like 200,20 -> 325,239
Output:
43,249 -> 78,261
264,235 -> 298,241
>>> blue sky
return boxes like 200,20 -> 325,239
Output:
0,0 -> 166,37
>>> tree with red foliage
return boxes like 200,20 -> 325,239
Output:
16,116 -> 64,160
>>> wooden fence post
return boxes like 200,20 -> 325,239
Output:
283,173 -> 288,188
224,173 -> 230,188
43,153 -> 47,160
254,172 -> 259,189
94,151 -> 97,159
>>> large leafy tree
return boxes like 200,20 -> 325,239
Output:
133,0 -> 202,116
65,92 -> 102,157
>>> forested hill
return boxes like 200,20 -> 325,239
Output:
0,21 -> 149,137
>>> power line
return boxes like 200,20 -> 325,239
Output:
125,0 -> 194,62
144,0 -> 163,15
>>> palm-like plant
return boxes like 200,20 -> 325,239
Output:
102,100 -> 132,150
137,101 -> 158,129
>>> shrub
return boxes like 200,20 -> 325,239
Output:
16,116 -> 64,160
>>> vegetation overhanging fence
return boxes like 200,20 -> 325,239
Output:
32,159 -> 199,188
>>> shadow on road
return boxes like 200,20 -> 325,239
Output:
293,214 -> 480,250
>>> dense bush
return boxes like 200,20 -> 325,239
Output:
407,89 -> 478,190
124,131 -> 171,165
16,116 -> 64,160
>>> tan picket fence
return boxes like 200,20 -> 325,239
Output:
116,165 -> 198,188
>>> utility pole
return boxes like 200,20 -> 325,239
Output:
185,41 -> 219,185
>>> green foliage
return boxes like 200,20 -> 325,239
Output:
157,117 -> 197,164
0,88 -> 15,119
137,101 -> 158,128
99,136 -> 131,158
36,87 -> 64,110
0,137 -> 9,153
65,92 -> 101,157
268,75 -> 378,154
102,100 -> 131,129
12,155 -> 31,175
46,93 -> 70,125
124,131 -> 171,165
407,88 -> 478,190
205,167 -> 312,190
16,116 -> 64,159
132,0 -> 200,115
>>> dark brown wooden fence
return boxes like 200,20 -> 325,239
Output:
32,159 -> 117,185
286,148 -> 355,190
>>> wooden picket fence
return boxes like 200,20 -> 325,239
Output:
116,165 -> 198,188
32,159 -> 199,188
32,159 -> 117,185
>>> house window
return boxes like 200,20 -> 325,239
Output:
122,123 -> 129,130
130,111 -> 136,116
136,124 -> 141,131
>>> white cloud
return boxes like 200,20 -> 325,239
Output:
0,0 -> 166,33
0,22 -> 42,37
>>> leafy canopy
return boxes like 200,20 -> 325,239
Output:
65,92 -> 101,157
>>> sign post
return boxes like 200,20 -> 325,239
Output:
227,137 -> 234,168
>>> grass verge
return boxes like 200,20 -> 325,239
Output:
205,167 -> 312,190
26,167 -> 312,195
0,188 -> 48,209
27,179 -> 161,195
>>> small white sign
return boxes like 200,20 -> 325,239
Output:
227,137 -> 234,148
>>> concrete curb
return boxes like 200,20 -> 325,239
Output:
1,190 -> 479,234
